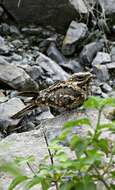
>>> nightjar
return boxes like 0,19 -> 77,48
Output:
11,72 -> 93,119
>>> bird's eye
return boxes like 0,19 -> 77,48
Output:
77,76 -> 85,81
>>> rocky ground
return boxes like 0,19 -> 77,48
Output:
0,0 -> 115,189
0,21 -> 114,137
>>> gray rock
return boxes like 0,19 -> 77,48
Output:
91,86 -> 102,95
92,52 -> 111,66
106,62 -> 115,70
100,83 -> 113,93
4,0 -> 88,33
0,23 -> 10,35
62,59 -> 84,73
11,40 -> 22,48
62,21 -> 88,55
101,92 -> 108,98
10,53 -> 22,62
0,57 -> 38,91
0,108 -> 112,190
23,65 -> 43,82
35,107 -> 54,121
0,97 -> 25,133
36,52 -> 69,82
93,64 -> 110,82
47,42 -> 66,64
0,36 -> 9,54
70,0 -> 88,14
9,25 -> 20,35
110,46 -> 115,61
106,62 -> 115,78
80,42 -> 104,67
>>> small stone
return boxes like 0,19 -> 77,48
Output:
9,25 -> 20,35
24,65 -> 43,82
63,59 -> 84,73
0,36 -> 9,54
62,21 -> 88,56
47,42 -> 66,64
100,83 -> 112,93
80,42 -> 104,67
91,86 -> 102,95
93,65 -> 110,82
101,92 -> 108,98
92,52 -> 111,66
11,40 -> 22,48
106,62 -> 115,70
110,46 -> 115,61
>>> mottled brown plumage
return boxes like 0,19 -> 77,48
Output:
11,72 -> 93,119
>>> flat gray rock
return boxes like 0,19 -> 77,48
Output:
92,52 -> 111,66
36,52 -> 69,81
0,108 -> 111,190
0,97 -> 25,133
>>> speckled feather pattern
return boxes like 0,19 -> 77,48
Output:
11,72 -> 93,119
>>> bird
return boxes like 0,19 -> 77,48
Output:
11,72 -> 93,119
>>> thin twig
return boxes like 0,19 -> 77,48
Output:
26,162 -> 37,177
42,128 -> 59,190
17,0 -> 22,7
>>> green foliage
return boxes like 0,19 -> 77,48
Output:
0,96 -> 115,190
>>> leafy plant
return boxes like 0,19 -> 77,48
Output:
0,96 -> 115,190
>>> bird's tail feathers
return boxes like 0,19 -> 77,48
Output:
17,91 -> 39,97
11,103 -> 37,119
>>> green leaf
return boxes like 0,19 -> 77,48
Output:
111,171 -> 115,178
70,135 -> 89,157
41,179 -> 51,190
103,97 -> 115,107
25,176 -> 42,189
98,123 -> 115,130
84,96 -> 102,109
76,179 -> 96,190
8,176 -> 28,190
111,184 -> 115,190
60,182 -> 73,190
59,128 -> 71,140
0,162 -> 23,176
15,155 -> 35,165
93,138 -> 109,154
84,96 -> 115,110
64,118 -> 91,129
25,175 -> 51,190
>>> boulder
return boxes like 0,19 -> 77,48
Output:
92,52 -> 111,66
93,64 -> 110,82
0,57 -> 38,91
80,42 -> 104,67
62,21 -> 88,55
36,52 -> 69,82
4,0 -> 88,33
0,108 -> 110,190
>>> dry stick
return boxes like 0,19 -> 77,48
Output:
17,0 -> 22,7
42,129 -> 59,190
